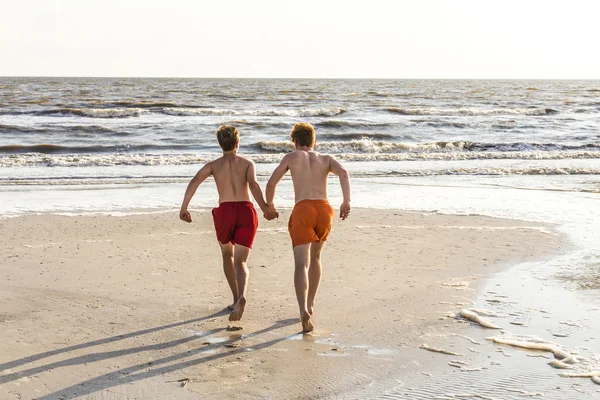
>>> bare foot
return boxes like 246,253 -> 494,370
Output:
227,298 -> 239,310
308,304 -> 314,315
301,312 -> 314,332
229,297 -> 247,322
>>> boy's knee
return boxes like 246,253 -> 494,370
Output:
234,261 -> 247,270
221,248 -> 234,257
295,261 -> 309,270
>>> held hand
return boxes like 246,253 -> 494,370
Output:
263,206 -> 279,221
339,201 -> 351,220
180,209 -> 192,223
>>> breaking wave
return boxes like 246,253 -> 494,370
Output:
0,123 -> 119,135
385,107 -> 558,116
161,107 -> 345,117
4,140 -> 600,157
255,139 -> 471,153
319,133 -> 399,141
0,144 -> 195,154
4,106 -> 346,119
3,150 -> 600,168
39,108 -> 146,118
253,139 -> 600,154
315,120 -> 392,129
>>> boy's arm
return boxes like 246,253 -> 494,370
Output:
329,156 -> 351,220
247,161 -> 278,220
265,155 -> 290,208
180,163 -> 212,223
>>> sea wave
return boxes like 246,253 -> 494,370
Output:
3,150 -> 600,168
0,123 -> 119,135
221,120 -> 290,129
105,101 -> 190,108
385,107 -> 558,116
315,120 -> 392,129
469,142 -> 600,152
254,139 -> 600,154
319,133 -> 399,141
2,166 -> 600,185
161,107 -> 345,117
254,139 -> 472,153
3,106 -> 345,118
38,108 -> 147,118
421,121 -> 470,129
378,166 -> 600,177
0,143 -> 194,154
3,139 -> 599,156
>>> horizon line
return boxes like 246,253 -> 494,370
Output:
2,75 -> 600,81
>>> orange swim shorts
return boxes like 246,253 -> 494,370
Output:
288,199 -> 335,248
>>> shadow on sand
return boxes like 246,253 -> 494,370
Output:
0,309 -> 298,400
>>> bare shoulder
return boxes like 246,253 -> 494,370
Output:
316,152 -> 334,163
281,151 -> 297,163
205,158 -> 219,169
236,155 -> 254,166
195,159 -> 215,177
204,159 -> 216,168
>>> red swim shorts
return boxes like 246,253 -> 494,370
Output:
212,201 -> 258,248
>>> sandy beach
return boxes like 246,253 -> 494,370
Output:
0,208 -> 568,399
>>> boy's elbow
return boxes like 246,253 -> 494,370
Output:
340,168 -> 349,179
249,181 -> 261,191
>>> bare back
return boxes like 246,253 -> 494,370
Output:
287,150 -> 331,202
211,155 -> 252,203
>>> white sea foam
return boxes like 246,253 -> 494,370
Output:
459,309 -> 502,329
161,107 -> 345,117
3,153 -> 600,173
464,309 -> 506,318
419,344 -> 464,356
257,139 -> 470,153
559,371 -> 600,386
255,139 -> 600,157
386,106 -> 557,116
52,107 -> 146,118
486,333 -> 577,363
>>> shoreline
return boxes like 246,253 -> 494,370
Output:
0,208 -> 573,399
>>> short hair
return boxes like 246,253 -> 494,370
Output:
216,125 -> 240,151
290,123 -> 316,148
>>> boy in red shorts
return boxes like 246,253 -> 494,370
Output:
180,126 -> 278,321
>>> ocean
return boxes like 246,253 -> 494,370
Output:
1,78 -> 599,176
1,78 -> 600,397
1,77 -> 599,212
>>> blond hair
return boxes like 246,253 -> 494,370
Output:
290,123 -> 316,148
216,125 -> 240,151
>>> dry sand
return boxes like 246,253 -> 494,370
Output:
0,208 -> 566,399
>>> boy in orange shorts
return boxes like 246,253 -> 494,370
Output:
266,123 -> 351,332
180,126 -> 278,322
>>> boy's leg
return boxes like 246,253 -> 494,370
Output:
219,242 -> 238,309
293,243 -> 314,332
307,242 -> 326,315
229,244 -> 251,321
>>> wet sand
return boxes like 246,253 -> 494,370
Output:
386,251 -> 600,400
0,209 -> 570,399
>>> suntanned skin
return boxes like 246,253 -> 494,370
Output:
266,143 -> 351,332
180,141 -> 278,322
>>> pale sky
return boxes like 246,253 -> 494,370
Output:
1,0 -> 599,79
